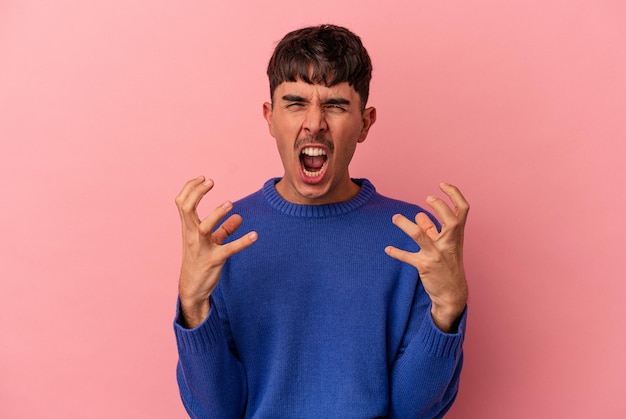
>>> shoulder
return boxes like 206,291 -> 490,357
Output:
231,180 -> 274,212
358,179 -> 438,225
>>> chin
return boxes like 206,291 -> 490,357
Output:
296,185 -> 331,202
286,179 -> 333,205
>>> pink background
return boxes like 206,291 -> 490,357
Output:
1,0 -> 625,417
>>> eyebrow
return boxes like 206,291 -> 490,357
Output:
324,97 -> 351,106
281,94 -> 308,103
281,94 -> 351,106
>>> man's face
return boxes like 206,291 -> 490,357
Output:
263,80 -> 376,205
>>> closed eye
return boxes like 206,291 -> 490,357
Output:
282,95 -> 308,110
323,98 -> 350,112
326,104 -> 346,111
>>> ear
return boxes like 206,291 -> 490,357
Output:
357,106 -> 377,143
263,102 -> 275,137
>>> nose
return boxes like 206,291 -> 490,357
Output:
303,106 -> 328,135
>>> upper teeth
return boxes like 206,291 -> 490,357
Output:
301,147 -> 327,156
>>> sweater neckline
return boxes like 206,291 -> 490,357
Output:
262,178 -> 375,217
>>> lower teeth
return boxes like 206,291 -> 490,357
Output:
303,168 -> 322,177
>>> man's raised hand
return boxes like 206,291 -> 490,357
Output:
175,176 -> 257,328
385,182 -> 469,333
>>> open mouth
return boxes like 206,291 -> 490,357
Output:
300,146 -> 328,178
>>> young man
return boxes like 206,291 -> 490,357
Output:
174,25 -> 469,418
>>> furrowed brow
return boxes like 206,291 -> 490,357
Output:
323,98 -> 351,106
281,94 -> 309,103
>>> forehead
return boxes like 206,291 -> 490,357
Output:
274,80 -> 359,101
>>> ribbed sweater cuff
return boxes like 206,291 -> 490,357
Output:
174,299 -> 224,355
418,305 -> 467,359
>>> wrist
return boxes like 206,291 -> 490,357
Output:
430,299 -> 466,333
179,297 -> 210,329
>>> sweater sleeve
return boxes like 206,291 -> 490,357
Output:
174,297 -> 247,418
389,296 -> 467,419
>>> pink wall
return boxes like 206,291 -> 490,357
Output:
1,0 -> 625,417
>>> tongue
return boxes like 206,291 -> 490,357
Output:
302,155 -> 325,170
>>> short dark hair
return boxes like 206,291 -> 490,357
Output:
267,24 -> 372,112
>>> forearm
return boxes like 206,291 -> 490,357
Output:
174,300 -> 247,418
390,307 -> 466,418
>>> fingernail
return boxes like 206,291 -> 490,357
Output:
427,195 -> 436,203
220,201 -> 232,210
248,232 -> 258,241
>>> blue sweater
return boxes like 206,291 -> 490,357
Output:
174,178 -> 466,418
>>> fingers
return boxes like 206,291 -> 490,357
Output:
203,212 -> 257,261
385,244 -> 416,266
415,212 -> 438,240
440,182 -> 469,217
175,176 -> 214,229
176,177 -> 257,250
438,182 -> 470,224
210,212 -> 258,257
198,200 -> 234,237
425,183 -> 470,231
387,183 -> 469,258
212,213 -> 243,245
391,214 -> 434,252
221,231 -> 258,259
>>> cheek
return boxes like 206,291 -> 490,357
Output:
332,140 -> 358,165
274,133 -> 297,163
274,117 -> 303,141
331,126 -> 362,154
